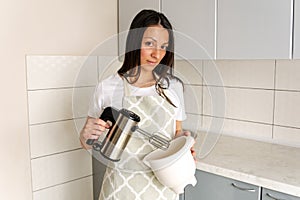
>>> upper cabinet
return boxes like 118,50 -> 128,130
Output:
119,0 -> 297,60
294,0 -> 300,59
118,0 -> 160,57
162,0 -> 216,59
217,0 -> 293,59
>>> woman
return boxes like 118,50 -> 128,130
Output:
80,9 -> 193,200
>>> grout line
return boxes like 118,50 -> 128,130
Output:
201,60 -> 204,126
273,123 -> 300,130
31,148 -> 83,160
199,85 -> 274,91
29,117 -> 86,126
188,84 -> 300,93
271,60 -> 277,139
27,85 -> 96,92
199,114 -> 300,130
201,114 -> 273,126
32,175 -> 92,193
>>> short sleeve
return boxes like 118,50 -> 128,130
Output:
87,82 -> 104,118
167,80 -> 187,121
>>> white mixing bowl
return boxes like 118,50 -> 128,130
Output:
143,135 -> 197,194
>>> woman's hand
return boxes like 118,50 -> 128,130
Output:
80,117 -> 110,149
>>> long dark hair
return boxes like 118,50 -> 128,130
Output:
118,9 -> 183,107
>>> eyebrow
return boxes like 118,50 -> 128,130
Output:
143,37 -> 169,45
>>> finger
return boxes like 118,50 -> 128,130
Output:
94,118 -> 110,128
88,134 -> 99,140
183,131 -> 191,136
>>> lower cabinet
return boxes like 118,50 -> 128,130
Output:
262,188 -> 300,200
184,170 -> 300,200
185,170 -> 259,200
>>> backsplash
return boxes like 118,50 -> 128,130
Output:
26,56 -> 300,199
26,56 -> 96,200
176,59 -> 300,148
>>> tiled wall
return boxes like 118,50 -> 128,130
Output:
177,59 -> 300,148
26,56 -> 300,199
26,56 -> 98,200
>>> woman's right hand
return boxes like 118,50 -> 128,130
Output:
79,117 -> 110,149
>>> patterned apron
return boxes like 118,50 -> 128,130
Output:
98,79 -> 178,200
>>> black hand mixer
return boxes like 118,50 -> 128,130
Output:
86,107 -> 170,162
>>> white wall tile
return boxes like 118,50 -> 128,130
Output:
184,85 -> 202,114
182,113 -> 202,136
33,176 -> 93,200
27,56 -> 97,90
202,86 -> 227,119
274,91 -> 300,128
28,89 -> 72,124
28,87 -> 94,124
202,116 -> 272,141
72,87 -> 95,119
204,86 -> 274,124
203,60 -> 275,89
31,149 -> 92,191
175,60 -> 203,85
273,126 -> 300,148
276,60 -> 300,91
98,56 -> 121,81
30,119 -> 85,158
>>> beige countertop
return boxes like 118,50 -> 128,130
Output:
194,133 -> 300,197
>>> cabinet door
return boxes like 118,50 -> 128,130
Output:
118,0 -> 160,57
217,0 -> 293,59
294,0 -> 300,59
262,188 -> 300,200
185,170 -> 259,200
162,0 -> 216,59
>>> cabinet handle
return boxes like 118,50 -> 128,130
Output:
266,193 -> 285,200
231,183 -> 256,192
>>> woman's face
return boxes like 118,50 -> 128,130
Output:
140,25 -> 169,72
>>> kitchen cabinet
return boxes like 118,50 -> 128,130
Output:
118,0 -> 297,60
118,0 -> 160,58
162,0 -> 216,59
294,0 -> 300,59
262,188 -> 300,200
217,0 -> 293,59
185,170 -> 259,200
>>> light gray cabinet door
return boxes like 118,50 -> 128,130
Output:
294,0 -> 300,59
118,0 -> 160,58
162,0 -> 216,59
185,170 -> 259,200
217,0 -> 293,59
262,188 -> 300,200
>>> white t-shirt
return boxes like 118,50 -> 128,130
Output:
88,73 -> 186,121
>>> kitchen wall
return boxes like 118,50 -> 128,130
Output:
24,55 -> 300,199
177,59 -> 300,148
0,0 -> 117,199
2,1 -> 300,199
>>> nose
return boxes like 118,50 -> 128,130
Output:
151,48 -> 162,59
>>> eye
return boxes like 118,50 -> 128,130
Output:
144,41 -> 154,47
161,45 -> 168,50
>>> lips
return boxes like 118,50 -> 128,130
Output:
147,60 -> 157,65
